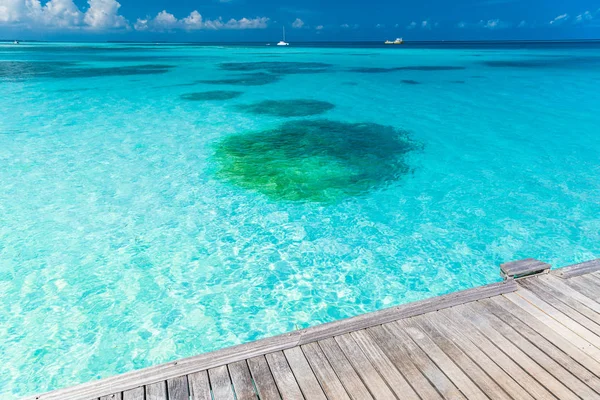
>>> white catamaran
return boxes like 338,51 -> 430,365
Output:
277,27 -> 289,46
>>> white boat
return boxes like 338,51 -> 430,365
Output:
277,27 -> 289,46
384,38 -> 404,45
13,40 -> 19,45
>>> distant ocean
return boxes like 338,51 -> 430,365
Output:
1,40 -> 599,397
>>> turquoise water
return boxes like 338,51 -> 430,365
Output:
1,41 -> 599,397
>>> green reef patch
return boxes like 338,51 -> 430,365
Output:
235,99 -> 335,117
181,91 -> 243,101
214,119 -> 420,203
197,72 -> 280,86
219,61 -> 331,74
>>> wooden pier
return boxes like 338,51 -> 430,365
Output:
28,258 -> 600,400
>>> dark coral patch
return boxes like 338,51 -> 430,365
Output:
0,61 -> 174,80
181,91 -> 243,101
401,80 -> 420,85
350,66 -> 465,73
197,72 -> 280,86
235,99 -> 335,117
219,62 -> 331,74
449,80 -> 466,84
482,57 -> 600,69
214,120 -> 420,203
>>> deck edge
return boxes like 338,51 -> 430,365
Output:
551,259 -> 600,279
26,280 -> 517,400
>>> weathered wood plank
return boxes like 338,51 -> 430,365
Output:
145,381 -> 168,400
563,275 -> 600,302
539,275 -> 600,314
349,330 -> 419,400
504,291 -> 600,360
301,342 -> 351,400
247,355 -> 281,400
395,319 -> 487,399
467,300 -> 597,399
121,387 -> 144,400
440,306 -> 558,400
501,258 -> 550,279
420,313 -> 535,400
208,365 -> 235,400
379,323 -> 466,399
366,325 -> 442,399
523,276 -> 600,325
457,302 -> 579,400
188,371 -> 211,400
297,281 -> 517,345
228,361 -> 257,400
166,376 -> 189,400
283,347 -> 326,400
406,316 -> 512,400
483,297 -> 600,395
334,334 -> 396,400
519,279 -> 600,336
265,351 -> 304,400
517,288 -> 600,349
99,394 -> 122,400
552,259 -> 600,278
318,338 -> 373,400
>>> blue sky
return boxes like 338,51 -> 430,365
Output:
1,0 -> 599,41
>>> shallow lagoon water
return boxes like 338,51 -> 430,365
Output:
1,41 -> 600,396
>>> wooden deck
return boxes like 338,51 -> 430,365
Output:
28,258 -> 600,400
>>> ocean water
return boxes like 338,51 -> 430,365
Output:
1,41 -> 599,397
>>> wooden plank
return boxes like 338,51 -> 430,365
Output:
379,323 -> 467,399
283,347 -> 327,400
395,319 -> 488,399
99,394 -> 122,400
468,300 -> 598,399
519,279 -> 600,336
122,387 -> 144,400
457,302 -> 579,400
146,381 -> 168,400
504,291 -> 600,360
247,356 -> 281,400
517,288 -> 600,349
167,376 -> 189,400
349,330 -> 419,400
298,281 -> 517,345
406,316 -> 512,400
228,361 -> 257,400
188,371 -> 212,400
501,258 -> 550,279
30,281 -> 517,400
366,325 -> 442,400
440,307 -> 558,400
208,365 -> 235,400
564,275 -> 600,302
334,334 -> 396,400
539,275 -> 600,314
419,313 -> 535,400
523,276 -> 600,325
552,259 -> 600,278
265,351 -> 304,400
483,297 -> 600,395
318,338 -> 373,400
301,342 -> 351,400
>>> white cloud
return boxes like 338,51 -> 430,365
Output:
84,0 -> 128,29
375,23 -> 384,28
315,24 -> 323,30
134,10 -> 269,32
550,14 -> 569,25
0,0 -> 129,29
517,20 -> 526,28
574,11 -> 593,24
340,23 -> 349,28
406,21 -> 417,29
421,20 -> 430,29
457,21 -> 466,28
292,17 -> 303,28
